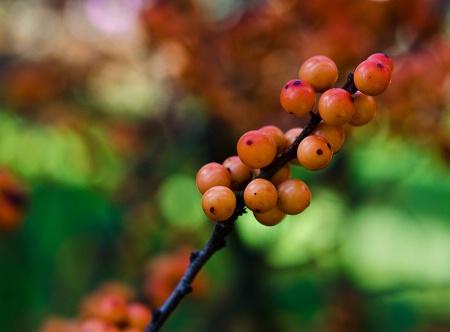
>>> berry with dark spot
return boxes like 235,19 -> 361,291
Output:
280,79 -> 316,117
297,135 -> 333,171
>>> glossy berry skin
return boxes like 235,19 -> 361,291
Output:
299,55 -> 338,92
277,178 -> 311,215
222,156 -> 253,190
284,127 -> 304,165
367,53 -> 394,73
237,130 -> 277,169
253,205 -> 286,226
354,59 -> 391,96
244,178 -> 278,213
268,163 -> 291,186
318,88 -> 355,126
280,79 -> 316,117
259,125 -> 288,155
313,121 -> 345,153
297,135 -> 333,171
196,162 -> 231,194
202,186 -> 236,222
350,92 -> 377,126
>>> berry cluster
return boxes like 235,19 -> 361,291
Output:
39,283 -> 152,332
196,54 -> 393,226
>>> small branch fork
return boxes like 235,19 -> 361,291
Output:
145,73 -> 357,332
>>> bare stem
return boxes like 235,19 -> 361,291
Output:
144,73 -> 357,332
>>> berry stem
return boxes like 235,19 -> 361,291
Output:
145,73 -> 357,332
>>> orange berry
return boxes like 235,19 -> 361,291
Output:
318,88 -> 355,126
79,318 -> 119,332
196,162 -> 231,194
277,178 -> 311,215
299,55 -> 339,92
354,59 -> 391,96
237,130 -> 277,169
201,186 -> 236,222
126,303 -> 152,330
280,79 -> 316,117
313,121 -> 345,153
258,125 -> 288,155
96,293 -> 127,323
349,92 -> 377,126
222,156 -> 253,190
367,53 -> 394,73
244,178 -> 278,213
284,127 -> 304,165
297,135 -> 333,171
253,205 -> 286,226
267,163 -> 291,186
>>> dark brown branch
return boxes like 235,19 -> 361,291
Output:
144,72 -> 357,332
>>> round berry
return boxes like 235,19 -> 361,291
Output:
222,156 -> 254,190
267,163 -> 291,186
297,135 -> 333,171
367,53 -> 394,73
259,125 -> 288,155
354,59 -> 391,96
196,162 -> 231,194
96,293 -> 127,323
280,79 -> 316,117
349,92 -> 377,126
244,178 -> 278,213
313,121 -> 345,153
126,303 -> 152,330
237,130 -> 277,169
299,55 -> 339,92
277,178 -> 311,215
284,127 -> 304,165
318,88 -> 355,126
201,186 -> 236,222
253,205 -> 286,227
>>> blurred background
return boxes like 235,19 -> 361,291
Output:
1,0 -> 450,331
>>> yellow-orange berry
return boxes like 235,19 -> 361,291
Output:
280,79 -> 316,117
349,92 -> 377,126
237,130 -> 277,169
318,88 -> 355,126
201,186 -> 236,222
259,125 -> 288,155
284,127 -> 304,165
196,162 -> 231,194
313,121 -> 345,153
244,178 -> 278,213
299,55 -> 339,92
354,59 -> 391,96
297,135 -> 333,171
222,156 -> 254,190
253,205 -> 286,226
267,163 -> 291,186
277,178 -> 311,215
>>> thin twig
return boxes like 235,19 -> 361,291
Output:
145,73 -> 357,332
